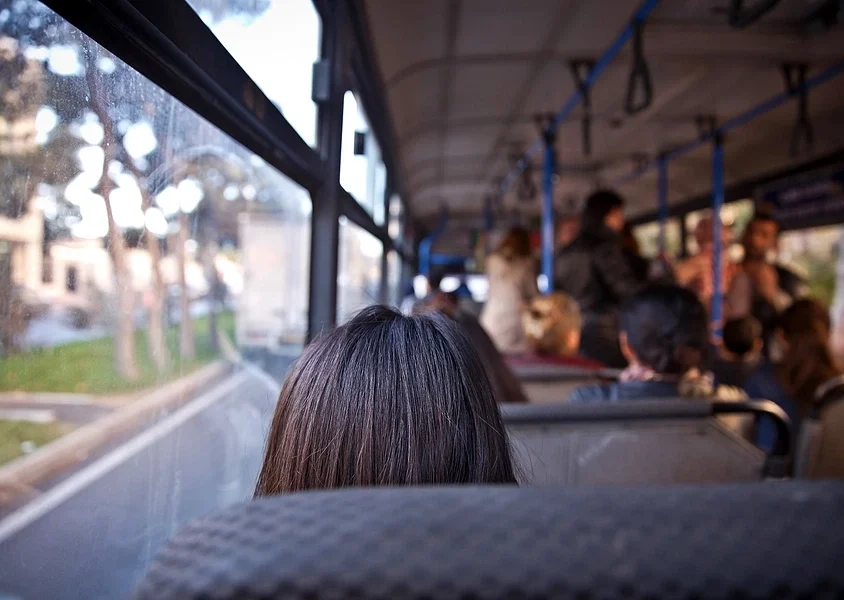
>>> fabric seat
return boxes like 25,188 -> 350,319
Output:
794,375 -> 844,478
135,482 -> 844,599
501,400 -> 790,484
509,362 -> 618,404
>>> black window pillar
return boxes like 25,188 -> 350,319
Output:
379,178 -> 392,305
308,1 -> 346,340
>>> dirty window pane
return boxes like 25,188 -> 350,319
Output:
185,0 -> 320,147
337,217 -> 382,323
386,250 -> 401,307
632,218 -> 682,259
340,91 -> 385,222
0,3 -> 308,598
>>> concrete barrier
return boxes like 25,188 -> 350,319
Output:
0,361 -> 232,506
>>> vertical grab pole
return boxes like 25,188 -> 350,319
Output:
657,154 -> 668,254
711,134 -> 725,342
541,129 -> 556,294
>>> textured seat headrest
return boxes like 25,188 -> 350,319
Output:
136,482 -> 844,599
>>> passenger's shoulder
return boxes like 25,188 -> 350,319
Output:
568,383 -> 615,404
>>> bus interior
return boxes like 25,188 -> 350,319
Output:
0,0 -> 843,598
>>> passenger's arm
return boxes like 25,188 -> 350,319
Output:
673,257 -> 699,288
593,243 -> 644,300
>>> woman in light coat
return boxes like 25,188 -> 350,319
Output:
480,227 -> 537,354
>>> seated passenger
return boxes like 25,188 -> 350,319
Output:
519,292 -> 605,370
569,284 -> 744,404
415,292 -> 529,404
744,299 -> 842,451
255,306 -> 518,496
711,316 -> 763,387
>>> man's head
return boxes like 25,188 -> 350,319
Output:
743,214 -> 779,261
694,216 -> 732,253
582,190 -> 625,234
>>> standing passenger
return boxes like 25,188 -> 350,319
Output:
726,213 -> 807,353
480,227 -> 537,354
555,190 -> 646,368
675,216 -> 738,317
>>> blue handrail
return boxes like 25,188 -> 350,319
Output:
419,208 -> 449,276
613,59 -> 844,187
498,0 -> 662,195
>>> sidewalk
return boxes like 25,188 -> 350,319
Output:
0,361 -> 232,506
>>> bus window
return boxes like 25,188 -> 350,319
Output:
632,218 -> 682,259
184,0 -> 321,147
340,92 -> 386,223
0,4 -> 311,598
337,217 -> 383,323
386,250 -> 401,307
685,199 -> 754,256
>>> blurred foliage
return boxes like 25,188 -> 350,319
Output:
0,311 -> 234,393
0,419 -> 71,466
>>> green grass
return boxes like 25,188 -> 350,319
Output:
0,312 -> 235,395
0,420 -> 73,466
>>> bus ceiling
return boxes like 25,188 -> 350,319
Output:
362,0 -> 844,237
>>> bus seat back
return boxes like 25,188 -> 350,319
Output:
796,390 -> 844,479
135,483 -> 844,600
502,401 -> 767,485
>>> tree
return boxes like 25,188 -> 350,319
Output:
84,43 -> 139,379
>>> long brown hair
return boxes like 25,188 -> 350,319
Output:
255,306 -> 517,496
495,227 -> 532,261
776,299 -> 841,408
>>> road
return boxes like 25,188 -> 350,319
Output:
0,358 -> 290,600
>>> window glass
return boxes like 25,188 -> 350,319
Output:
0,5 -> 309,598
386,250 -> 401,307
340,91 -> 385,221
337,217 -> 382,323
685,199 -> 754,257
388,193 -> 403,241
186,0 -> 320,147
632,218 -> 682,259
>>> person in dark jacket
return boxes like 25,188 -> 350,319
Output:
554,190 -> 646,367
569,284 -> 745,407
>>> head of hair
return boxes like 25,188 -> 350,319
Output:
522,292 -> 582,356
412,300 -> 529,404
621,222 -> 640,254
747,211 -> 780,232
620,284 -> 709,375
582,189 -> 624,233
255,306 -> 517,496
722,317 -> 763,357
495,227 -> 532,260
776,299 -> 840,407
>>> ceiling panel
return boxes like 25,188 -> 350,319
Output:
389,70 -> 444,136
455,0 -> 564,55
449,62 -> 531,119
362,0 -> 844,227
364,0 -> 449,80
